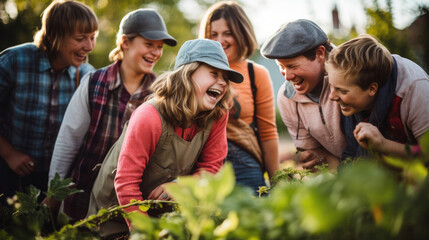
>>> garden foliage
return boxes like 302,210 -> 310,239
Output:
1,133 -> 429,239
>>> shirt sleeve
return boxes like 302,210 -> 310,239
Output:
114,104 -> 162,213
403,79 -> 429,139
193,111 -> 229,175
48,73 -> 92,184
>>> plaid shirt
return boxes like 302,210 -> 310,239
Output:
0,43 -> 94,172
63,61 -> 156,219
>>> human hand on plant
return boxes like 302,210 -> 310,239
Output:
147,182 -> 175,201
4,149 -> 36,176
297,149 -> 325,171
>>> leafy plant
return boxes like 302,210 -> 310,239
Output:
0,173 -> 82,239
1,133 -> 429,239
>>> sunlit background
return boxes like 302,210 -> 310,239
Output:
1,0 -> 428,105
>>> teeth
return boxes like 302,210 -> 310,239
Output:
143,57 -> 153,63
208,89 -> 221,94
207,88 -> 222,96
293,79 -> 304,85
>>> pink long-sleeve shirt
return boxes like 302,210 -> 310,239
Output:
114,103 -> 228,213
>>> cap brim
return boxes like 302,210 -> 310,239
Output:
139,30 -> 177,46
203,59 -> 243,83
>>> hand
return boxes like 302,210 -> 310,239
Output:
147,183 -> 174,201
298,150 -> 325,170
4,149 -> 36,177
353,122 -> 386,152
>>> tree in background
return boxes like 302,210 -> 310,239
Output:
363,0 -> 428,71
404,5 -> 429,72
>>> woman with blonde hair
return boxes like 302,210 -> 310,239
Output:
199,1 -> 279,193
46,8 -> 176,220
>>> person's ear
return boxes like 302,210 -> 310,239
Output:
316,45 -> 326,62
120,35 -> 129,50
368,82 -> 378,96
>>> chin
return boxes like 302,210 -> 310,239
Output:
341,110 -> 355,117
72,62 -> 83,68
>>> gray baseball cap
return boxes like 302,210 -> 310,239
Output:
174,39 -> 243,83
261,19 -> 328,59
119,9 -> 177,46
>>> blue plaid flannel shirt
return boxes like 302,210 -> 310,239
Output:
0,43 -> 94,172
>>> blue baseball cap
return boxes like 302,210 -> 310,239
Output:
174,39 -> 243,83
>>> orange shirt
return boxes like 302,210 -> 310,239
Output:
229,60 -> 278,142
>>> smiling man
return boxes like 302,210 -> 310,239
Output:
261,19 -> 345,171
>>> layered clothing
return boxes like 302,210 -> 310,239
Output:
341,55 -> 429,162
87,99 -> 227,237
277,75 -> 346,158
49,61 -> 155,219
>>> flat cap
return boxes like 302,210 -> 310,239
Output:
261,19 -> 328,59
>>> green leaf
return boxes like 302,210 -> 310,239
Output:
214,211 -> 239,237
139,204 -> 150,212
46,173 -> 83,201
15,185 -> 40,214
128,211 -> 154,232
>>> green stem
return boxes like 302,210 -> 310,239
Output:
71,199 -> 176,229
48,198 -> 57,232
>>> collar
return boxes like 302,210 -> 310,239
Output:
37,48 -> 52,73
106,61 -> 146,97
107,61 -> 122,91
38,48 -> 76,80
284,75 -> 328,103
